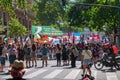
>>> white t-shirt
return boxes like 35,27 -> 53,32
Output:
82,50 -> 92,59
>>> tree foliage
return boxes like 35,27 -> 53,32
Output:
36,0 -> 65,25
67,0 -> 120,33
0,0 -> 27,16
7,18 -> 27,37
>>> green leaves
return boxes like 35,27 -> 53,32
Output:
36,0 -> 64,25
67,0 -> 119,32
7,18 -> 27,37
0,0 -> 27,16
0,26 -> 5,34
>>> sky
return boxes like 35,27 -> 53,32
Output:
70,0 -> 76,2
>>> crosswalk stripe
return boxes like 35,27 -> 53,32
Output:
2,68 -> 33,79
43,70 -> 63,79
106,72 -> 118,80
23,69 -> 47,78
92,70 -> 97,79
64,69 -> 81,79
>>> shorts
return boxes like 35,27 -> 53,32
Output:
31,53 -> 36,58
25,54 -> 31,60
42,55 -> 48,60
9,55 -> 16,64
0,57 -> 5,65
83,59 -> 91,65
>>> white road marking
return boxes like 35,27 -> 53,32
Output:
43,69 -> 63,79
92,70 -> 97,79
106,72 -> 118,80
64,69 -> 81,79
23,69 -> 47,78
2,68 -> 33,79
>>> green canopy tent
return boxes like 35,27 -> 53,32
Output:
32,26 -> 63,36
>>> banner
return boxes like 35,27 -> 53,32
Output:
32,26 -> 63,36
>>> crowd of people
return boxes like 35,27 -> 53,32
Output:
0,37 -> 119,79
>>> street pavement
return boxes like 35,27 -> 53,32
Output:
0,60 -> 120,80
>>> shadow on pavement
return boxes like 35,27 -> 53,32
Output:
0,72 -> 10,75
6,78 -> 29,80
101,69 -> 117,72
36,66 -> 44,68
51,65 -> 62,67
63,67 -> 75,69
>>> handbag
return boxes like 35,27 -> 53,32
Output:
85,50 -> 93,59
85,50 -> 93,67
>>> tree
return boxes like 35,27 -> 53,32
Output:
0,0 -> 27,18
67,0 -> 119,32
0,26 -> 5,34
36,0 -> 65,25
7,18 -> 27,37
0,18 -> 5,34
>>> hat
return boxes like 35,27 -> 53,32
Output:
8,60 -> 26,78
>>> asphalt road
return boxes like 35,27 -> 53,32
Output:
0,60 -> 120,80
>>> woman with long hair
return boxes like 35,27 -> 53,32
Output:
55,44 -> 61,66
24,44 -> 31,68
81,46 -> 93,77
31,43 -> 37,67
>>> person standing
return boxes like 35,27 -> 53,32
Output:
40,44 -> 49,67
8,44 -> 17,67
17,44 -> 24,61
55,44 -> 62,66
70,45 -> 78,68
24,44 -> 31,68
62,45 -> 67,66
0,43 -> 6,72
81,46 -> 93,77
31,43 -> 37,67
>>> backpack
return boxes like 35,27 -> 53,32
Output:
72,48 -> 79,57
